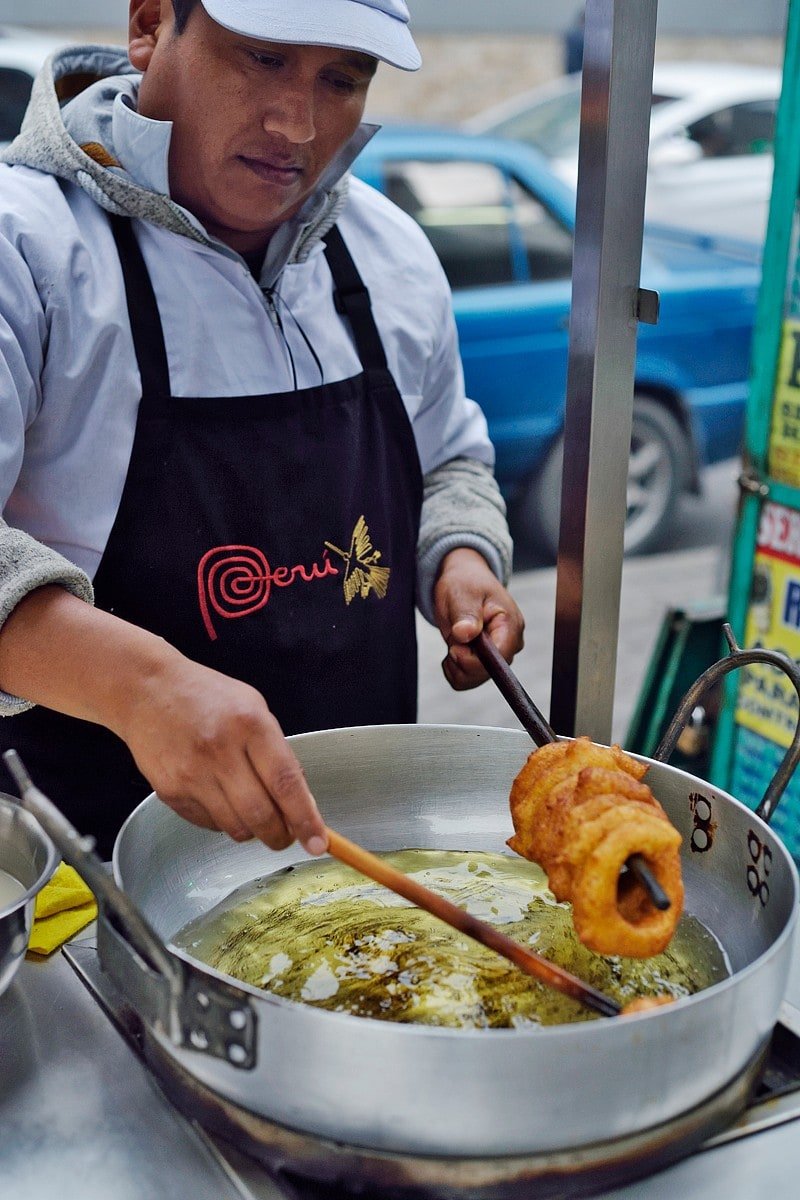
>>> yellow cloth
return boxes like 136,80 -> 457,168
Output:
28,863 -> 98,956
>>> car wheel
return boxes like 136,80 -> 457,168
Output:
513,395 -> 689,560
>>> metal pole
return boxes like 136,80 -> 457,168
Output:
550,0 -> 659,739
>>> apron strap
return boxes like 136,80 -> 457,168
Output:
324,225 -> 389,372
109,214 -> 171,397
110,215 -> 388,388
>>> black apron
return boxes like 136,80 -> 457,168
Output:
0,218 -> 423,856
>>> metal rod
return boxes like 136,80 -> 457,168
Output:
2,750 -> 180,987
326,828 -> 621,1018
625,855 -> 670,910
550,0 -> 660,740
472,629 -> 557,744
472,631 -> 670,912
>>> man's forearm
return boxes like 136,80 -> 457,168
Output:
0,518 -> 95,713
417,457 -> 513,622
0,582 -> 327,853
0,583 -> 181,734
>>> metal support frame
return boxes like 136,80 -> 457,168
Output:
550,0 -> 659,739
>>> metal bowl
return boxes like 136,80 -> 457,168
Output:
0,792 -> 58,997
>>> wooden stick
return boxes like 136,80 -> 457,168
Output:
471,628 -> 557,745
325,828 -> 621,1019
471,630 -> 670,912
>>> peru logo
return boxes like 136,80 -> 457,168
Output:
197,518 -> 390,640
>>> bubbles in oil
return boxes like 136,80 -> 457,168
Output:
173,850 -> 730,1029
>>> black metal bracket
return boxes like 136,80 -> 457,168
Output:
97,915 -> 257,1068
635,287 -> 660,325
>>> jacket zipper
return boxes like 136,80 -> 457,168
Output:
262,285 -> 299,390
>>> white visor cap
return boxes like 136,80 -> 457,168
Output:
199,0 -> 422,70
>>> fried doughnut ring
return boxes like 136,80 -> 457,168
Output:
621,995 -> 675,1015
547,770 -> 666,899
529,776 -> 578,871
507,738 -> 684,958
548,794 -> 659,901
508,741 -> 573,856
508,738 -> 645,857
514,765 -> 661,895
570,814 -> 683,956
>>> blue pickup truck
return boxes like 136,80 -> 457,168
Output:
354,127 -> 761,556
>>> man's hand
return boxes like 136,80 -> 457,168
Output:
116,655 -> 328,853
0,586 -> 328,854
432,548 -> 525,690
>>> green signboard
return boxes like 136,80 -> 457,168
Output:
712,0 -> 800,861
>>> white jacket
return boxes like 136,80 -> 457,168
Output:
0,46 -> 512,712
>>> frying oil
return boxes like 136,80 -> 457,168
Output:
173,850 -> 729,1029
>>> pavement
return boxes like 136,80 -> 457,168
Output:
416,541 -> 731,744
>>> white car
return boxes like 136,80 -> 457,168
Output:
466,62 -> 780,243
0,25 -> 72,147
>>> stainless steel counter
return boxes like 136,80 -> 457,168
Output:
3,926 -> 800,1200
0,927 -> 264,1200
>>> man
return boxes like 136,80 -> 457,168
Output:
0,0 -> 524,857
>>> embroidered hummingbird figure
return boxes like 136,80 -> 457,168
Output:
325,516 -> 391,604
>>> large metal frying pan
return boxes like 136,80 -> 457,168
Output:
109,715 -> 799,1158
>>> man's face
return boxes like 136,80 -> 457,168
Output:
131,2 -> 375,254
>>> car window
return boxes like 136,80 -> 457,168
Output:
383,159 -> 574,290
491,90 -> 583,159
384,159 -> 518,288
487,89 -> 676,159
508,177 -> 573,282
0,67 -> 33,143
686,100 -> 777,159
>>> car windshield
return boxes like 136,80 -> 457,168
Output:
491,90 -> 583,158
490,88 -> 677,158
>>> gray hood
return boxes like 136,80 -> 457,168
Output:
2,45 -> 377,285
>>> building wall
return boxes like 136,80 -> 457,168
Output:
410,0 -> 787,37
0,0 -> 787,37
